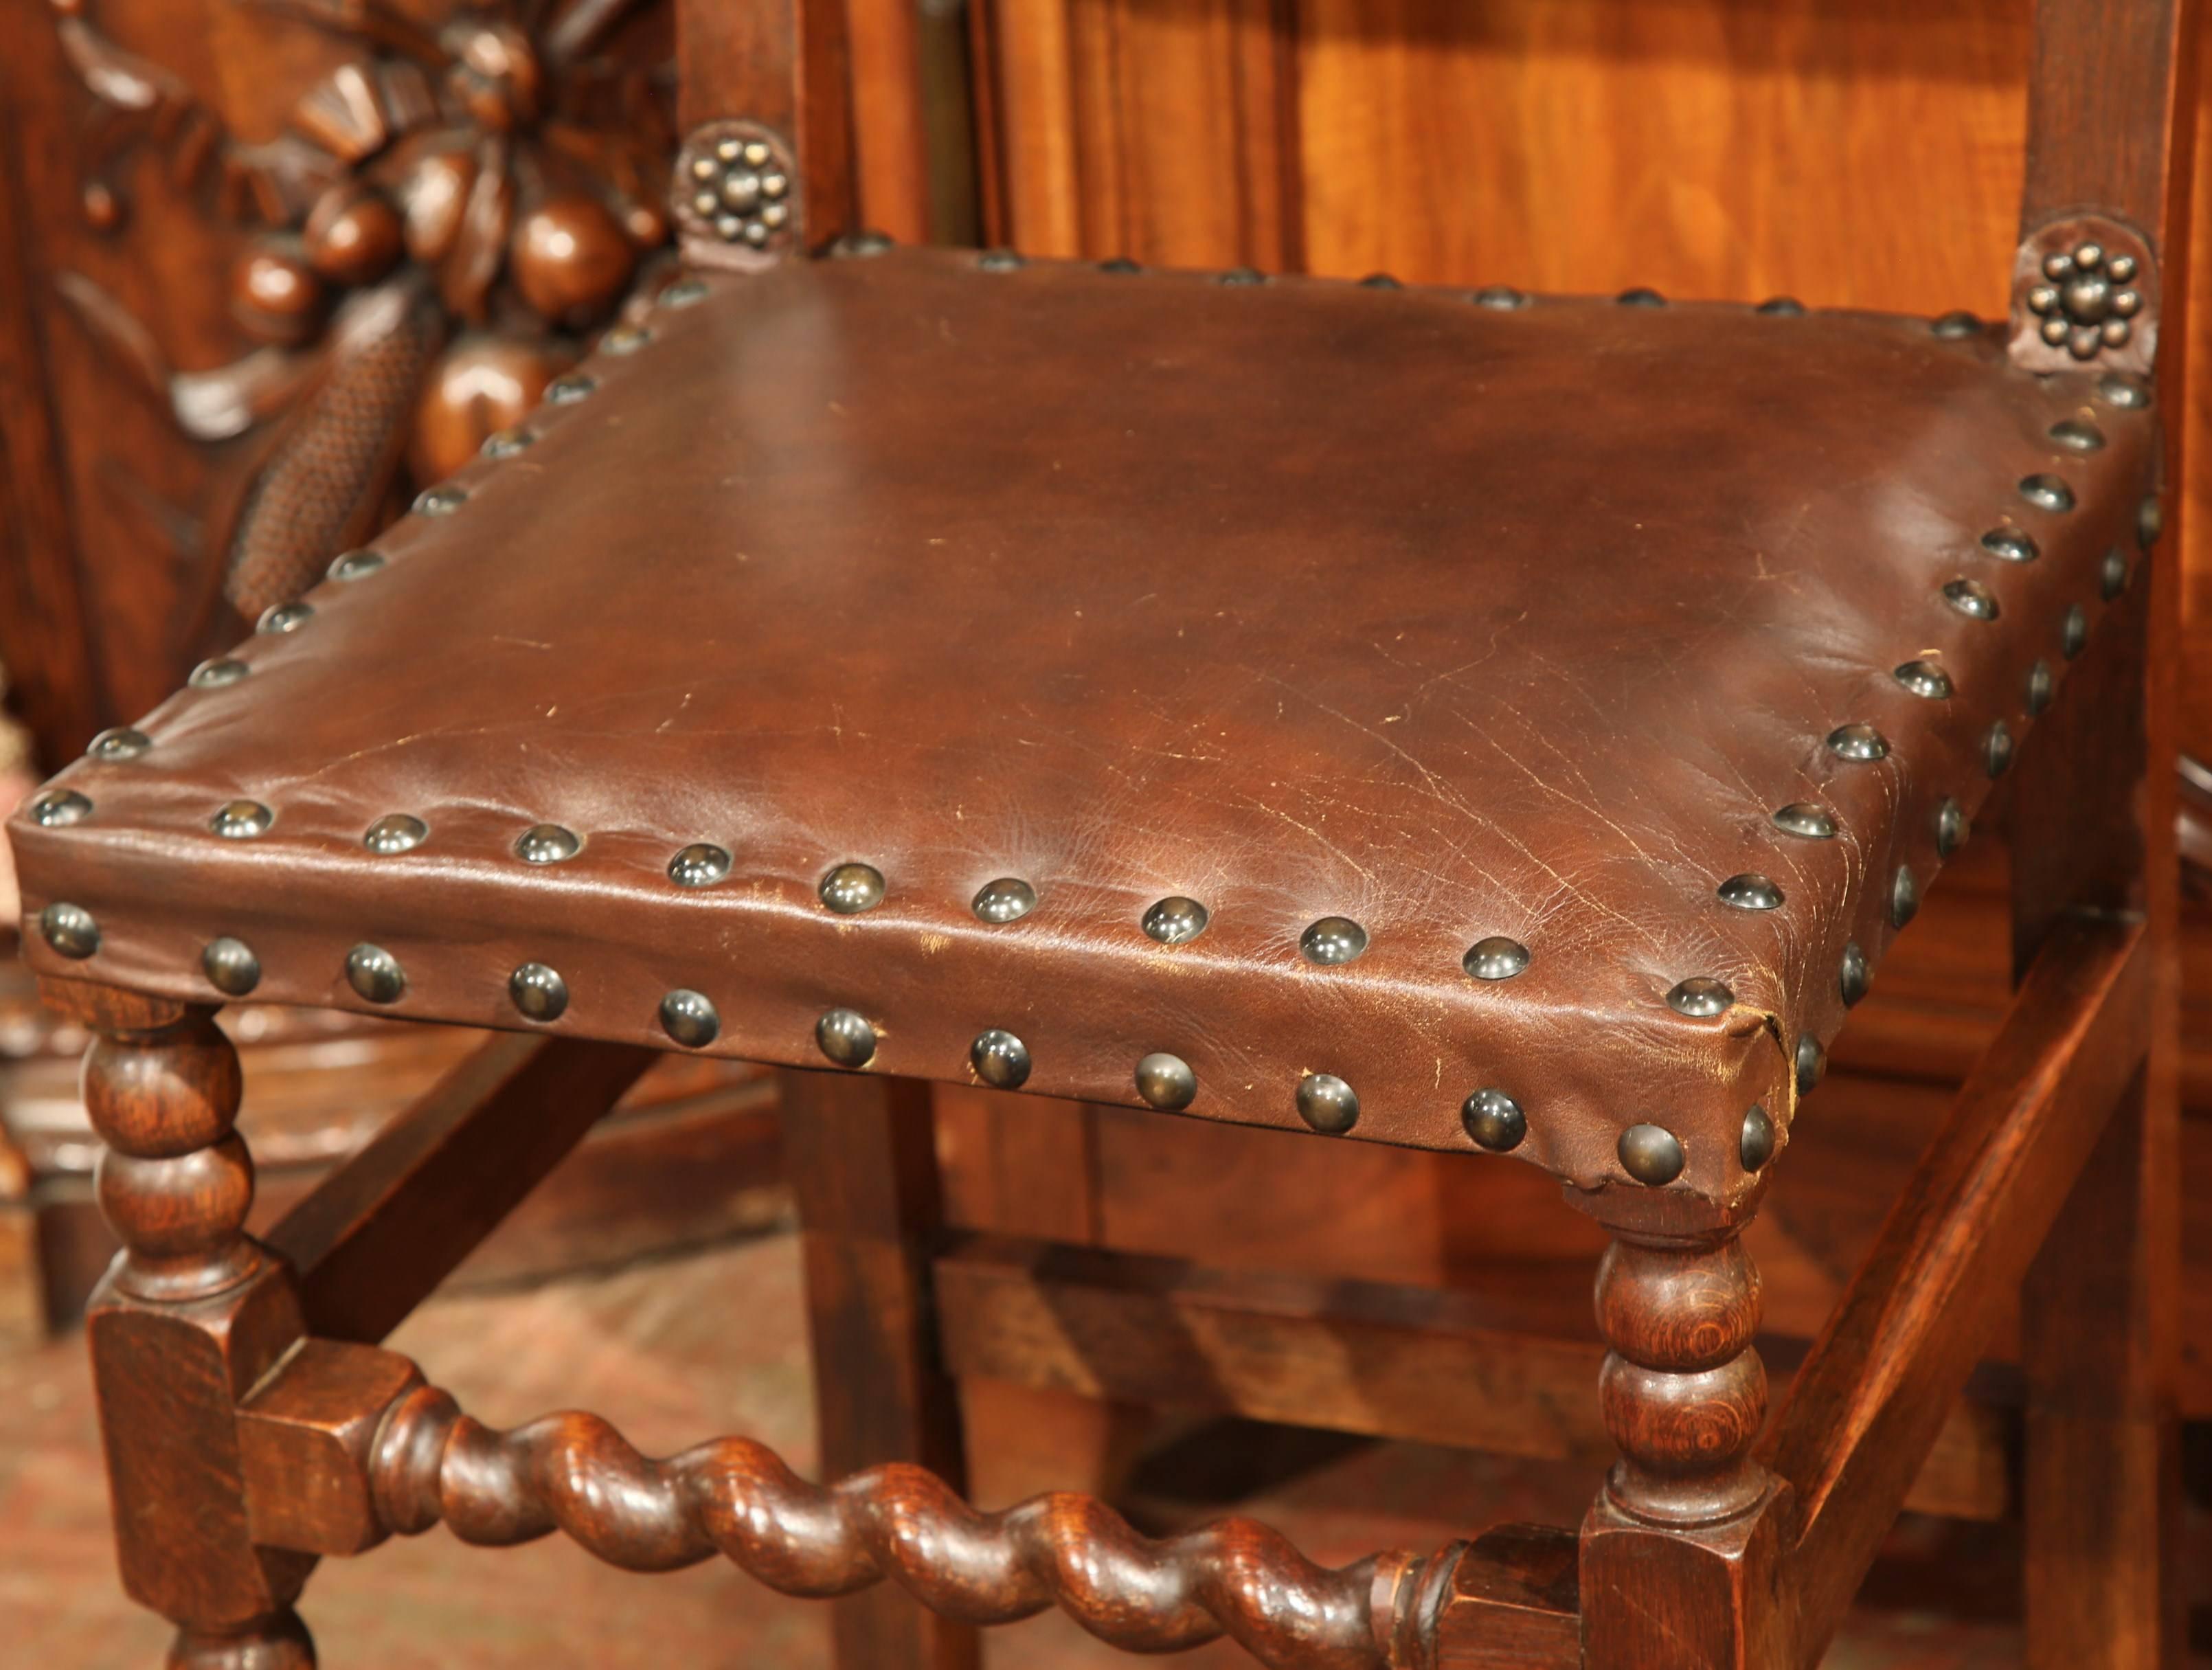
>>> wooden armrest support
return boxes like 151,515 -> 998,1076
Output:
265,1034 -> 657,1344
229,1338 -> 1578,1670
1761,912 -> 2149,1662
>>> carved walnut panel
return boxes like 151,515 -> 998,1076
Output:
0,0 -> 673,756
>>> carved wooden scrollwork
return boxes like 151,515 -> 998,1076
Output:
369,1382 -> 1417,1670
50,0 -> 675,633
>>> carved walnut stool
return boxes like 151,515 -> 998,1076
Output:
5,1 -> 2196,1662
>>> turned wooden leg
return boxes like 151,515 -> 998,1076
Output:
1579,1218 -> 1789,1670
780,1068 -> 980,1670
54,981 -> 316,1667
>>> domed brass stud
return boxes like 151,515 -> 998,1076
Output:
1893,659 -> 1952,699
2139,496 -> 2163,547
1740,1105 -> 1776,1172
2101,549 -> 2128,600
2062,604 -> 2090,660
659,276 -> 710,308
972,877 -> 1037,923
2019,474 -> 2075,512
2049,418 -> 2105,453
87,726 -> 153,760
363,813 -> 427,855
258,602 -> 313,634
602,323 -> 651,355
1717,874 -> 1784,911
1930,310 -> 1980,338
1667,977 -> 1733,1017
413,485 -> 466,516
1980,528 -> 2039,563
820,861 -> 885,914
1618,1123 -> 1684,1186
1461,1089 -> 1526,1152
816,1007 -> 877,1068
1796,1034 -> 1827,1094
970,1028 -> 1030,1089
1463,936 -> 1530,980
1616,286 -> 1666,306
328,549 -> 385,582
1892,864 -> 1920,928
1936,798 -> 1967,857
828,229 -> 894,258
1295,1073 -> 1359,1134
1985,720 -> 2015,778
346,943 -> 405,1004
1142,895 -> 1208,945
1827,723 -> 1889,761
546,372 -> 596,405
2096,370 -> 2151,408
202,936 -> 260,996
1771,803 -> 1836,840
29,789 -> 91,827
508,962 -> 568,1022
40,903 -> 98,960
1943,578 -> 2000,620
659,989 -> 719,1048
1299,916 -> 1368,966
211,799 -> 273,839
668,843 -> 732,888
2026,659 -> 2055,716
1474,284 -> 1528,309
481,427 -> 534,460
190,658 -> 249,689
516,824 -> 580,864
1755,296 -> 1806,316
1135,1052 -> 1196,1111
1840,940 -> 1869,1006
977,249 -> 1024,271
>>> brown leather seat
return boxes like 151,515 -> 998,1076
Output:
7,242 -> 2157,1212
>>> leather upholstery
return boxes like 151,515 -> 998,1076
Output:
8,247 -> 2158,1210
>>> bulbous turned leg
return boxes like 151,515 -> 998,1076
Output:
48,982 -> 313,1663
1594,1232 -> 1769,1526
1580,1223 -> 1790,1670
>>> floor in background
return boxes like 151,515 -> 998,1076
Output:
2,1231 -> 2204,1669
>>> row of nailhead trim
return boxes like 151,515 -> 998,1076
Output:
25,899 -> 1763,1187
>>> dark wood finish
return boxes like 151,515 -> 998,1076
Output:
54,978 -> 317,1666
2020,1077 -> 2185,1669
264,1033 -> 656,1345
778,1068 -> 977,1670
2020,0 -> 2199,247
1573,1204 -> 1790,1670
1,982 -> 788,1339
1426,1524 -> 1581,1670
932,1231 -> 2006,1522
675,0 -> 853,240
1765,915 -> 2151,1662
0,0 -> 680,767
239,1338 -> 425,1559
227,1336 -> 1441,1670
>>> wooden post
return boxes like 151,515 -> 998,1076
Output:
54,979 -> 317,1667
780,1067 -> 979,1670
1577,1208 -> 1790,1670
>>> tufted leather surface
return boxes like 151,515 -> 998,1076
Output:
7,247 -> 2158,1211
